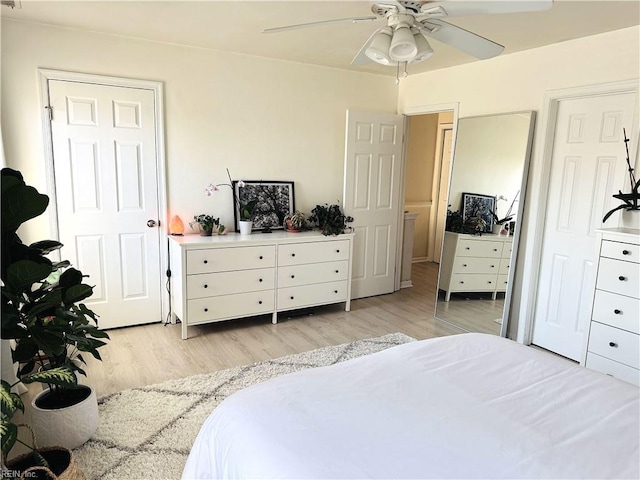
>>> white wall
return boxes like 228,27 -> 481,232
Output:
398,26 -> 640,339
1,19 -> 398,240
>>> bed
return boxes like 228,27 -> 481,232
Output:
182,333 -> 640,479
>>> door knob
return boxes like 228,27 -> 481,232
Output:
147,219 -> 157,228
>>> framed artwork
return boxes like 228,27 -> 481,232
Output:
461,192 -> 496,233
232,180 -> 295,232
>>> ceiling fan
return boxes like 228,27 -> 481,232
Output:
263,0 -> 552,73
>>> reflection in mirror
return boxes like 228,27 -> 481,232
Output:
435,111 -> 535,337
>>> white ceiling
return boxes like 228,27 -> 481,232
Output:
3,1 -> 639,76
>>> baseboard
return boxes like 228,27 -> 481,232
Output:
400,280 -> 413,289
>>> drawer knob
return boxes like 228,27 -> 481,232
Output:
204,284 -> 208,289
465,247 -> 470,250
462,264 -> 467,267
290,296 -> 294,300
291,275 -> 295,279
258,300 -> 263,305
618,276 -> 627,281
614,309 -> 622,315
259,278 -> 263,282
491,265 -> 495,268
493,248 -> 498,252
609,342 -> 618,348
622,250 -> 630,255
292,253 -> 296,257
460,281 -> 464,284
259,255 -> 263,260
336,249 -> 340,253
335,270 -> 339,273
203,260 -> 208,264
488,281 -> 492,284
334,290 -> 338,294
204,308 -> 208,312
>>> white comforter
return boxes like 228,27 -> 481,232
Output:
183,333 -> 640,479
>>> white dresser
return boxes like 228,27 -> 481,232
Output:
439,232 -> 513,301
169,231 -> 354,339
582,228 -> 639,386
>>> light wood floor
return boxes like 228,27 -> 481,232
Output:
82,262 -> 465,398
435,292 -> 504,336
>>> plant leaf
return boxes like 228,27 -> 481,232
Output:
1,169 -> 50,233
1,420 -> 18,461
6,259 -> 52,293
21,366 -> 77,387
63,284 -> 94,305
29,240 -> 63,254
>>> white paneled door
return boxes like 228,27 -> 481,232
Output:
344,110 -> 405,299
532,91 -> 638,360
49,80 -> 162,329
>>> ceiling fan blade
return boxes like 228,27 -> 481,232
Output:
419,19 -> 504,59
263,16 -> 378,34
351,28 -> 384,66
421,0 -> 553,18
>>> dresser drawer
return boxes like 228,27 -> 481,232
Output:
587,321 -> 639,368
278,260 -> 348,288
601,240 -> 640,264
585,353 -> 640,386
278,240 -> 349,266
592,290 -> 640,334
449,273 -> 498,292
496,275 -> 509,293
596,257 -> 640,299
186,246 -> 275,274
457,239 -> 502,258
499,258 -> 510,275
278,281 -> 348,310
186,268 -> 275,299
187,291 -> 275,324
501,242 -> 513,259
452,257 -> 499,274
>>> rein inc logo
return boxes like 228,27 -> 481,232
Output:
2,470 -> 37,478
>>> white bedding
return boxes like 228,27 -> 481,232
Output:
183,333 -> 640,479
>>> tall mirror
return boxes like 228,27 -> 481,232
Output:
435,111 -> 535,336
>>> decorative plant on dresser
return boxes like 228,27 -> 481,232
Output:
308,203 -> 354,236
1,168 -> 109,457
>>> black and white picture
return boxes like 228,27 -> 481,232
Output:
461,192 -> 496,233
233,181 -> 295,232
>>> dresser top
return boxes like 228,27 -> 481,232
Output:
444,231 -> 513,243
596,227 -> 640,243
169,230 -> 354,248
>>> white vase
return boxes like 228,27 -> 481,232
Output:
239,220 -> 253,235
30,385 -> 99,449
492,224 -> 502,235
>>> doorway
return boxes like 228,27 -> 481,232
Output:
39,70 -> 168,329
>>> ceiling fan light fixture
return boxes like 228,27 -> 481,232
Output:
365,28 -> 393,65
389,25 -> 417,62
412,32 -> 434,63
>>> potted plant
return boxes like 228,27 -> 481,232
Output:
308,204 -> 353,236
191,214 -> 219,236
283,210 -> 307,232
1,167 -> 109,453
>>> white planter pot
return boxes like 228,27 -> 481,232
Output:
30,385 -> 98,450
239,220 -> 253,235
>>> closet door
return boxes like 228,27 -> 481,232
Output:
531,91 -> 637,360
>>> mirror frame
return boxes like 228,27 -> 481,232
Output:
434,110 -> 536,337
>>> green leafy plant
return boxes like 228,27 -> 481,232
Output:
284,210 -> 307,231
191,214 -> 219,234
308,204 -> 353,236
205,170 -> 256,221
1,168 -> 109,461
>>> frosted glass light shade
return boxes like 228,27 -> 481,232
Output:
389,25 -> 417,61
365,29 -> 392,65
412,33 -> 434,63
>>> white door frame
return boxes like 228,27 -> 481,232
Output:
37,68 -> 169,323
516,79 -> 639,345
395,103 -> 460,290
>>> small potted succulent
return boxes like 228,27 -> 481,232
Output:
308,204 -> 353,236
191,214 -> 219,236
283,210 -> 307,232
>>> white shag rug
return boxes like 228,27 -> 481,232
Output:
74,332 -> 415,480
